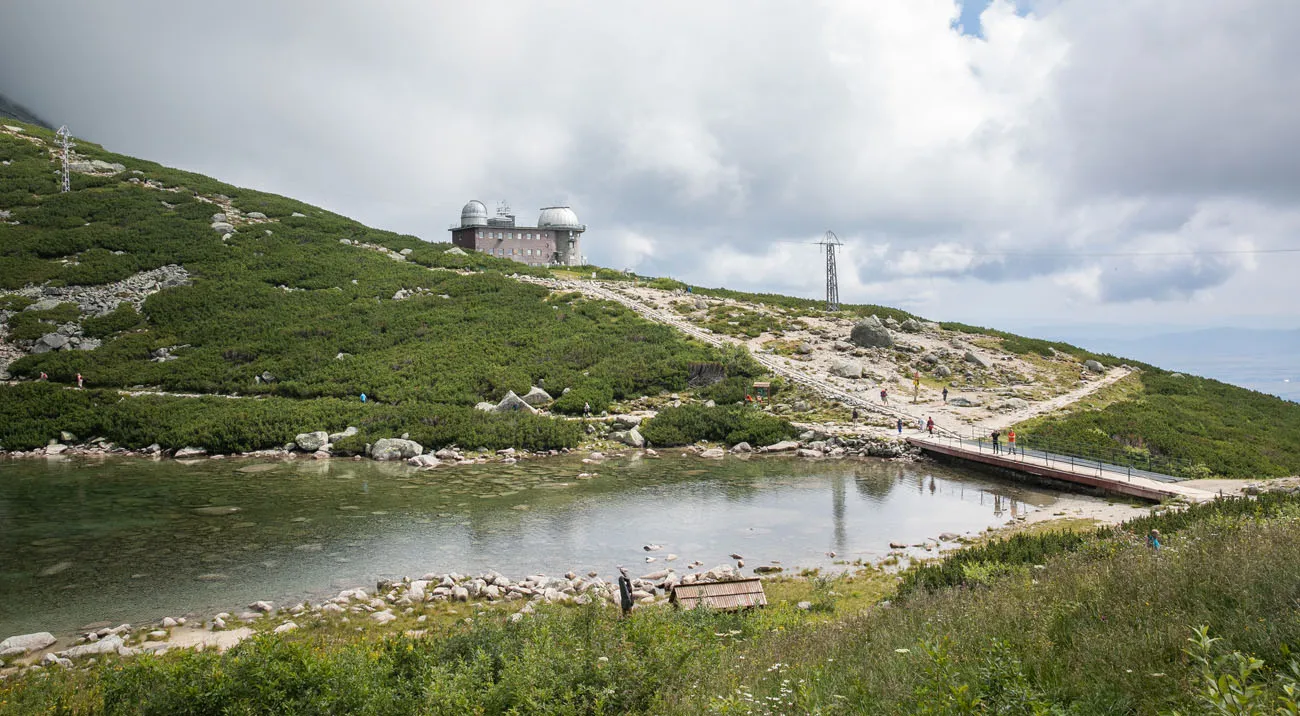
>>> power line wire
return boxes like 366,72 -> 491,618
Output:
764,242 -> 1300,258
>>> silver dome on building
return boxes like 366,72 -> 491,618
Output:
460,200 -> 489,227
537,206 -> 583,230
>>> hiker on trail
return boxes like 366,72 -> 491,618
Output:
926,417 -> 935,435
852,408 -> 859,422
583,402 -> 591,417
360,392 -> 367,403
942,387 -> 948,403
880,388 -> 888,404
39,372 -> 47,381
1008,429 -> 1016,454
991,429 -> 1001,454
1147,529 -> 1161,551
897,418 -> 903,435
76,373 -> 83,389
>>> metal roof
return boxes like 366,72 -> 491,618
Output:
671,578 -> 767,611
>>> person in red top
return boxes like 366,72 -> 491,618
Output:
76,373 -> 83,389
880,388 -> 888,404
926,416 -> 935,434
1008,429 -> 1017,455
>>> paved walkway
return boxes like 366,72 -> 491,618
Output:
907,435 -> 1217,502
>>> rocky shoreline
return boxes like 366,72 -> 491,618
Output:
1,420 -> 918,466
0,561 -> 770,677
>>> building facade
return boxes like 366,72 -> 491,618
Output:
449,200 -> 586,267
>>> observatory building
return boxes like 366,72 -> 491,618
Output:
450,200 -> 586,267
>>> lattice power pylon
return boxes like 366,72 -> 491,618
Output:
56,125 -> 73,193
817,230 -> 842,311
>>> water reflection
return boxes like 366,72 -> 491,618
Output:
0,454 -> 1057,636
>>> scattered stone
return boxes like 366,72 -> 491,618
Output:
963,351 -> 989,368
444,246 -> 467,256
699,448 -> 725,459
829,358 -> 863,379
610,428 -> 645,448
730,442 -> 752,454
174,446 -> 207,459
249,601 -> 274,613
796,601 -> 813,610
493,391 -> 539,414
371,610 -> 397,625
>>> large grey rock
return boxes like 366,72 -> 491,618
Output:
849,315 -> 893,349
0,632 -> 56,657
899,318 -> 923,333
493,391 -> 538,414
408,454 -> 440,468
246,212 -> 268,219
371,438 -> 423,461
444,247 -> 468,256
211,221 -> 235,233
474,402 -> 495,412
328,426 -> 358,443
59,635 -> 123,659
1083,359 -> 1105,374
934,364 -> 952,378
294,431 -> 329,452
948,397 -> 980,407
963,351 -> 989,368
762,440 -> 801,452
37,332 -> 69,350
174,446 -> 207,459
611,428 -> 645,449
76,337 -> 102,351
521,386 -> 553,406
829,359 -> 863,379
24,298 -> 63,312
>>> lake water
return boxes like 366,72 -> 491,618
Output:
0,453 -> 1064,637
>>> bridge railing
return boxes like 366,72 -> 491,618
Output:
921,432 -> 1189,484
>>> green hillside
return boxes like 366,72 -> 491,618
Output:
0,120 -> 759,452
1,117 -> 1297,476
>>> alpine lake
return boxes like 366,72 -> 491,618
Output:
1,451 -> 1076,637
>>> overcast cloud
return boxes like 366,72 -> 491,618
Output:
2,0 -> 1297,327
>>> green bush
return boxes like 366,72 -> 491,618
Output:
552,380 -> 614,415
82,303 -> 143,338
641,404 -> 796,447
1019,369 -> 1300,478
6,302 -> 79,340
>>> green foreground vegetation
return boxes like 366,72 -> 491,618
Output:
7,494 -> 1300,714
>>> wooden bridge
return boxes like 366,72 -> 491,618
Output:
906,435 -> 1216,503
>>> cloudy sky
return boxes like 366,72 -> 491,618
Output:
2,0 -> 1298,330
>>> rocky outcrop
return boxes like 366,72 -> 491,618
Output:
521,386 -> 552,406
371,438 -> 423,461
493,391 -> 538,414
1083,359 -> 1105,374
444,247 -> 467,256
9,265 -> 190,319
899,318 -> 923,333
849,315 -> 893,349
963,351 -> 989,368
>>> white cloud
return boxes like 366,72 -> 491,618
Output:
1,0 -> 1297,326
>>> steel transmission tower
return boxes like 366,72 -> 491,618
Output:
56,125 -> 73,193
817,230 -> 842,311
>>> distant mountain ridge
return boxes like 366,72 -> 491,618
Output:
0,92 -> 51,129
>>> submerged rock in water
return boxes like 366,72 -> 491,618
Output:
193,506 -> 240,516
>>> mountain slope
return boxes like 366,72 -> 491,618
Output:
0,118 -> 1297,477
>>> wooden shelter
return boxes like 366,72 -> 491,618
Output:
752,381 -> 772,400
671,578 -> 768,611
